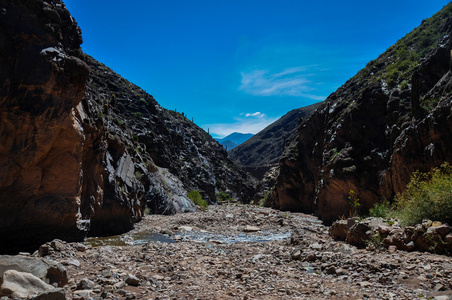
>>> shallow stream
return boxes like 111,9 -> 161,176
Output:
85,230 -> 292,247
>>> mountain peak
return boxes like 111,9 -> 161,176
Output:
217,132 -> 254,150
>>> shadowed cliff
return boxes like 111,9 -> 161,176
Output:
0,0 -> 255,253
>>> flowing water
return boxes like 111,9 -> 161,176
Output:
85,230 -> 292,247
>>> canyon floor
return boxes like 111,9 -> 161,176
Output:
47,204 -> 452,299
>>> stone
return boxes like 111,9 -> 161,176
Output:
325,266 -> 336,275
244,226 -> 261,232
329,220 -> 348,241
335,268 -> 348,276
50,240 -> 66,252
0,255 -> 67,287
338,243 -> 355,255
388,245 -> 397,253
152,275 -> 165,281
73,243 -> 88,252
310,243 -> 323,250
34,289 -> 66,300
124,274 -> 140,286
433,296 -> 451,300
346,222 -> 372,248
178,226 -> 193,231
0,270 -> 63,299
358,281 -> 372,288
113,281 -> 126,289
434,284 -> 446,291
431,224 -> 451,237
73,290 -> 93,299
61,259 -> 81,267
77,278 -> 95,290
291,250 -> 302,260
304,253 -> 317,262
39,244 -> 52,257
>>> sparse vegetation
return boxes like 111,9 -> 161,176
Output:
347,190 -> 361,217
217,191 -> 233,203
352,3 -> 452,92
368,200 -> 392,219
259,190 -> 272,207
134,170 -> 143,180
188,190 -> 208,210
394,163 -> 452,226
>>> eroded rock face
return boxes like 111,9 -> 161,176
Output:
272,6 -> 452,223
0,0 -> 90,252
0,0 -> 256,253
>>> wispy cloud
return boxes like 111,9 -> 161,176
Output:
204,114 -> 279,139
244,112 -> 266,118
239,66 -> 323,98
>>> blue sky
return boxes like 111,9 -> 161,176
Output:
64,0 -> 450,139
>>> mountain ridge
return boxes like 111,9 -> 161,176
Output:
229,102 -> 321,179
271,3 -> 452,222
216,132 -> 254,150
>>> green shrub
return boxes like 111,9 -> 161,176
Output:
369,200 -> 393,219
188,190 -> 208,210
216,191 -> 232,203
395,163 -> 452,226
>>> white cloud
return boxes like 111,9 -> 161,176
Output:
245,112 -> 265,118
239,66 -> 324,98
204,114 -> 279,139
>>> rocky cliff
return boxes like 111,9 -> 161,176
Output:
272,3 -> 452,223
0,0 -> 255,253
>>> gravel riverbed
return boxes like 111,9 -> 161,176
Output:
45,204 -> 452,299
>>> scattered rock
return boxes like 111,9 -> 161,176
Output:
243,226 -> 261,232
76,278 -> 95,290
124,274 -> 140,286
178,226 -> 193,232
291,250 -> 302,260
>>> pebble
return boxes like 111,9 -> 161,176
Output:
40,205 -> 452,299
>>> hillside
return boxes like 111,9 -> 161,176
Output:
217,132 -> 253,150
229,103 -> 321,179
272,3 -> 452,223
0,0 -> 255,253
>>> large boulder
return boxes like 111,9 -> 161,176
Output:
0,255 -> 67,287
0,270 -> 65,299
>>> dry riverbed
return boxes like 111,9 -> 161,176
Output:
44,204 -> 452,299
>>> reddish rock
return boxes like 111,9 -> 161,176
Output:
346,222 -> 372,248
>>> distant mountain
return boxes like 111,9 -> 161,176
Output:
217,132 -> 253,150
220,140 -> 238,150
229,103 -> 321,179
